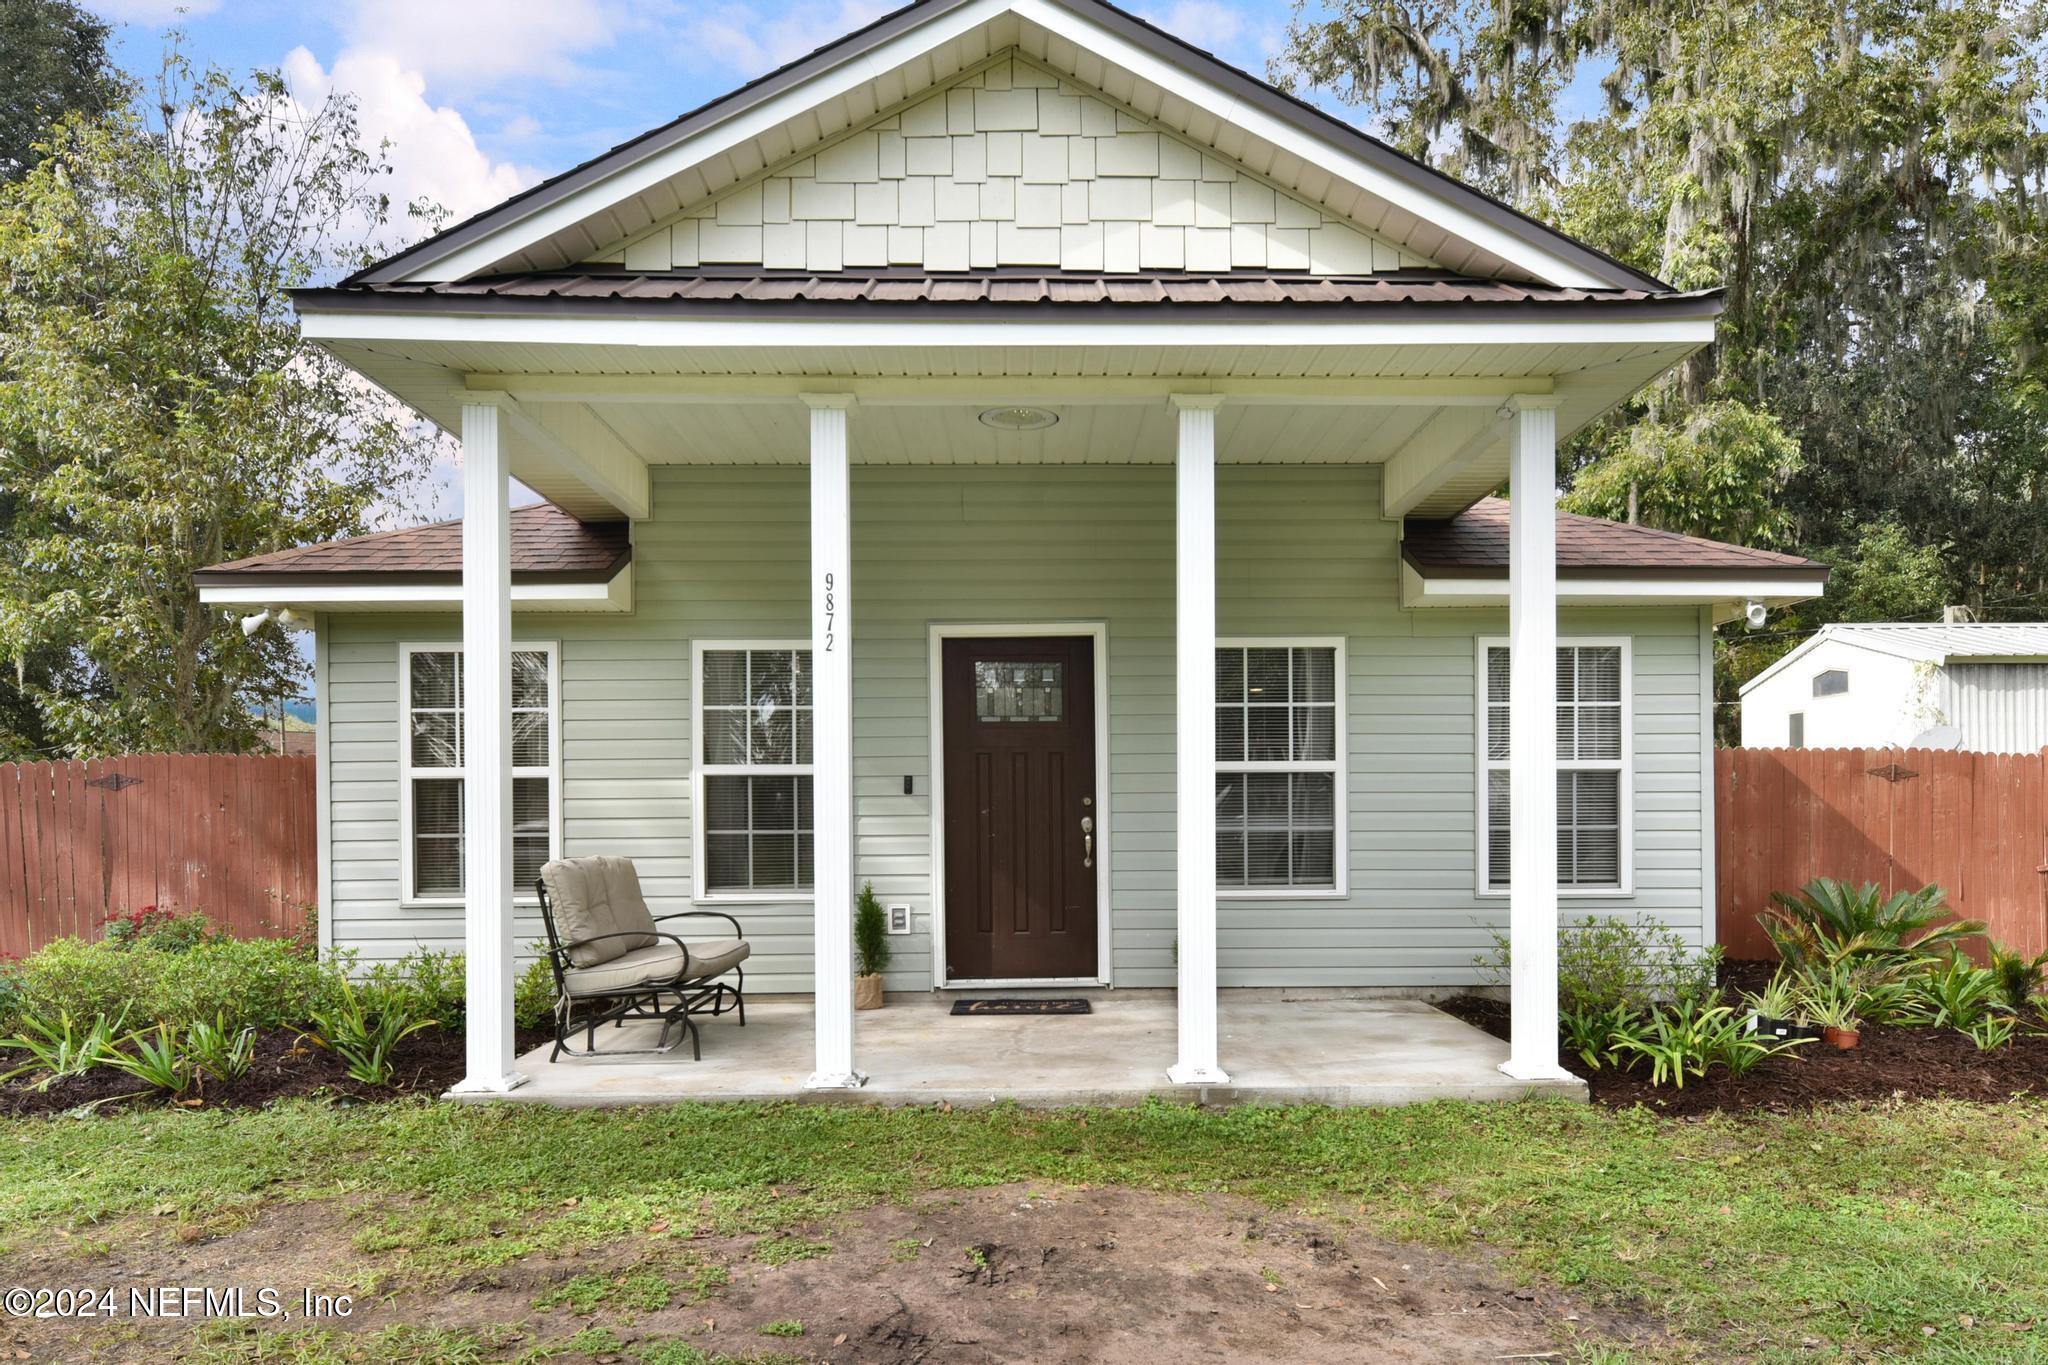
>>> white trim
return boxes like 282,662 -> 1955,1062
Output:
1168,393 -> 1226,1086
1473,635 -> 1635,898
805,396 -> 863,1090
467,373 -> 1557,407
197,571 -> 632,613
1401,565 -> 1828,610
688,640 -> 818,905
926,621 -> 1114,989
312,613 -> 335,959
1214,637 -> 1348,900
396,640 -> 561,910
1699,606 -> 1718,951
299,309 -> 1720,354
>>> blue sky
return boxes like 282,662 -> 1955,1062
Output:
85,0 -> 1324,522
90,0 -> 1315,240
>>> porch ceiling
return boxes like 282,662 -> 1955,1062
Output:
323,333 -> 1697,519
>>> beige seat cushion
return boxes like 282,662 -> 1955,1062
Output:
561,939 -> 751,996
541,856 -> 657,967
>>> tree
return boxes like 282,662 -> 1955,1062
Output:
0,0 -> 127,756
1277,0 -> 2048,619
0,0 -> 125,182
0,47 -> 439,756
1561,401 -> 1802,546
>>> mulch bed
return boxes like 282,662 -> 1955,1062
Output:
1440,960 -> 2048,1117
0,1025 -> 554,1119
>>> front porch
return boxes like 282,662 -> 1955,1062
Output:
473,991 -> 1586,1108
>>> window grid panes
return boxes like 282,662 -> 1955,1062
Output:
1484,643 -> 1626,890
404,646 -> 555,900
1215,645 -> 1339,890
700,647 -> 815,895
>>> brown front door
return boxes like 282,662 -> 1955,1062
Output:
942,636 -> 1099,981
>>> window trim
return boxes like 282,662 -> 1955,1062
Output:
1473,635 -> 1634,899
1812,668 -> 1849,698
397,640 -> 561,909
691,639 -> 816,904
1215,636 -> 1349,900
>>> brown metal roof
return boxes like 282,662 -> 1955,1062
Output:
195,504 -> 630,587
1403,499 -> 1827,581
301,270 -> 1715,319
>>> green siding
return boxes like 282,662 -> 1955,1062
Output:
324,463 -> 1709,991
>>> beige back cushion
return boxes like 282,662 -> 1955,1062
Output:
541,856 -> 659,967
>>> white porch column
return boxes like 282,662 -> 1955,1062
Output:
453,398 -> 525,1094
1503,396 -> 1571,1081
803,394 -> 864,1090
1169,394 -> 1227,1086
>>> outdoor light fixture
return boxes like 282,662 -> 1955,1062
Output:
977,405 -> 1059,431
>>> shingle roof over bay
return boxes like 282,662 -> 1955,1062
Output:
197,494 -> 1814,587
1402,499 -> 1827,580
195,504 -> 630,585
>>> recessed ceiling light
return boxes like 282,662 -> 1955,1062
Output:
978,405 -> 1059,431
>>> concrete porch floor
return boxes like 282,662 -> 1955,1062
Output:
474,992 -> 1587,1108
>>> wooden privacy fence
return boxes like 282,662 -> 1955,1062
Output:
0,754 -> 315,957
1716,747 -> 2048,959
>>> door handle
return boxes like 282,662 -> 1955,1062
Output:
1081,815 -> 1093,868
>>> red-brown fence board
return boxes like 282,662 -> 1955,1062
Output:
1718,747 -> 2048,959
0,754 -> 314,955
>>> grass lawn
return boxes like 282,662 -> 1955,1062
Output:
2,1096 -> 2044,1362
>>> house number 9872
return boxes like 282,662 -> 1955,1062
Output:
821,571 -> 836,651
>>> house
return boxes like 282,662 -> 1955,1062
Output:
195,0 -> 1828,1099
1740,623 -> 2048,753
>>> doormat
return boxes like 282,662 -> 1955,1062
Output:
949,998 -> 1093,1016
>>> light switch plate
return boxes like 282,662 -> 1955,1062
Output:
886,903 -> 912,935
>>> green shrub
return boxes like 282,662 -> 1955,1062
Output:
1481,914 -> 1719,1015
1987,943 -> 2048,1013
854,880 -> 890,978
0,1010 -> 124,1089
1902,952 -> 2005,1032
1559,1002 -> 1638,1071
185,1015 -> 256,1083
101,1022 -> 191,1093
365,947 -> 466,1025
1609,997 -> 1807,1088
7,935 -> 341,1033
515,952 -> 556,1031
1760,878 -> 1983,974
100,905 -> 221,952
304,978 -> 437,1086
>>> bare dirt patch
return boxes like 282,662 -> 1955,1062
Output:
1,1185 -> 1666,1362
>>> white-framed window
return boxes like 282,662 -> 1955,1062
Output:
1812,668 -> 1849,697
1789,712 -> 1806,748
397,641 -> 560,906
1214,638 -> 1347,896
1476,637 -> 1633,896
692,642 -> 814,901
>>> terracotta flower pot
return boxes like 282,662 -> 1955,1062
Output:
854,973 -> 886,1011
1820,1025 -> 1860,1050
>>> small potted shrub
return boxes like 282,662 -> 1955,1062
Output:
1806,994 -> 1861,1050
853,881 -> 889,1011
1745,970 -> 1820,1043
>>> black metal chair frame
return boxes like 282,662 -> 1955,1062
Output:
534,877 -> 746,1062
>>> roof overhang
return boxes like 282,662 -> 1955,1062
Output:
355,0 -> 1663,293
1401,564 -> 1828,619
195,564 -> 634,615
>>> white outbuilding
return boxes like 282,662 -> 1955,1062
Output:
1739,623 -> 2048,752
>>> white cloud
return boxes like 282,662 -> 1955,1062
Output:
1140,0 -> 1246,53
336,0 -> 618,91
86,0 -> 220,22
281,46 -> 538,227
680,0 -> 892,79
